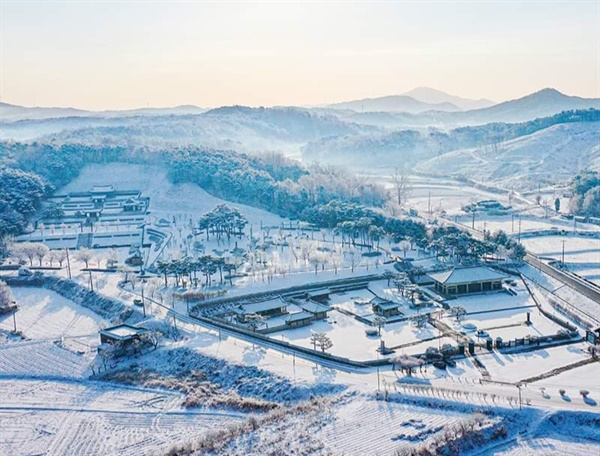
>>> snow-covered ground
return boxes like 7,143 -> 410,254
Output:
318,397 -> 467,455
414,122 -> 600,191
0,379 -> 243,456
1,287 -> 107,352
521,234 -> 600,285
477,343 -> 592,384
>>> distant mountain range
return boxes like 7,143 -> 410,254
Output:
325,88 -> 600,126
0,101 -> 206,122
403,87 -> 496,110
453,88 -> 600,123
325,87 -> 496,113
326,94 -> 463,114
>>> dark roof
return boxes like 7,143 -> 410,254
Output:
307,288 -> 331,298
427,266 -> 508,285
299,301 -> 331,314
286,311 -> 314,323
242,299 -> 287,314
373,301 -> 400,311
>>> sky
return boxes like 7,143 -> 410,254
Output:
1,1 -> 598,110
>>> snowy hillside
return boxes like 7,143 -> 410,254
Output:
415,121 -> 600,190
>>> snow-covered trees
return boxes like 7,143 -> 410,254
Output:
75,248 -> 94,269
245,313 -> 265,332
310,332 -> 333,353
0,280 -> 14,309
393,355 -> 424,376
450,306 -> 467,322
0,168 -> 46,238
372,316 -> 387,336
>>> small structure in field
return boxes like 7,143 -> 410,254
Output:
428,266 -> 508,296
99,324 -> 149,346
371,296 -> 401,317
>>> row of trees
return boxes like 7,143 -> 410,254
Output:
155,255 -> 237,288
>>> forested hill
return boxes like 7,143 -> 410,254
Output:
0,142 -> 386,248
0,106 -> 377,152
302,109 -> 600,167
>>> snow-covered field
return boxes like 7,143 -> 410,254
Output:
1,287 -> 107,351
415,122 -> 600,191
478,343 -> 592,384
0,379 -> 243,456
521,234 -> 600,285
60,163 -> 287,229
318,397 -> 467,455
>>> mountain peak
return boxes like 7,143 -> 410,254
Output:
402,87 -> 496,110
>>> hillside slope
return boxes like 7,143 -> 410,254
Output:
415,122 -> 600,190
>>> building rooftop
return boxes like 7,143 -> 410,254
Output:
298,301 -> 331,314
100,324 -> 148,340
372,301 -> 400,311
241,299 -> 288,314
428,266 -> 508,285
286,311 -> 314,323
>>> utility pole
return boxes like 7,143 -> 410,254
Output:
517,383 -> 523,410
511,214 -> 515,233
65,248 -> 72,279
11,302 -> 18,332
518,217 -> 522,243
561,239 -> 566,267
472,211 -> 475,229
88,270 -> 94,292
141,285 -> 146,317
428,191 -> 431,215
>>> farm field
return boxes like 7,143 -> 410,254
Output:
0,379 -> 243,456
0,287 -> 107,352
521,234 -> 600,285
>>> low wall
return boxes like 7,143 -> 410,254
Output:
4,273 -> 143,324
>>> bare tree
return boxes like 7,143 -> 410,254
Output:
34,244 -> 49,266
372,316 -> 387,336
141,329 -> 163,350
75,248 -> 94,269
391,166 -> 412,206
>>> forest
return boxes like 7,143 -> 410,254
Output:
569,170 -> 600,217
0,141 -> 385,254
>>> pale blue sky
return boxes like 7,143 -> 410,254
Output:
1,1 -> 598,109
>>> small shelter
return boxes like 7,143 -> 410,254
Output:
427,266 -> 508,296
306,289 -> 330,303
298,301 -> 331,320
99,324 -> 148,346
286,311 -> 314,329
370,296 -> 401,317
